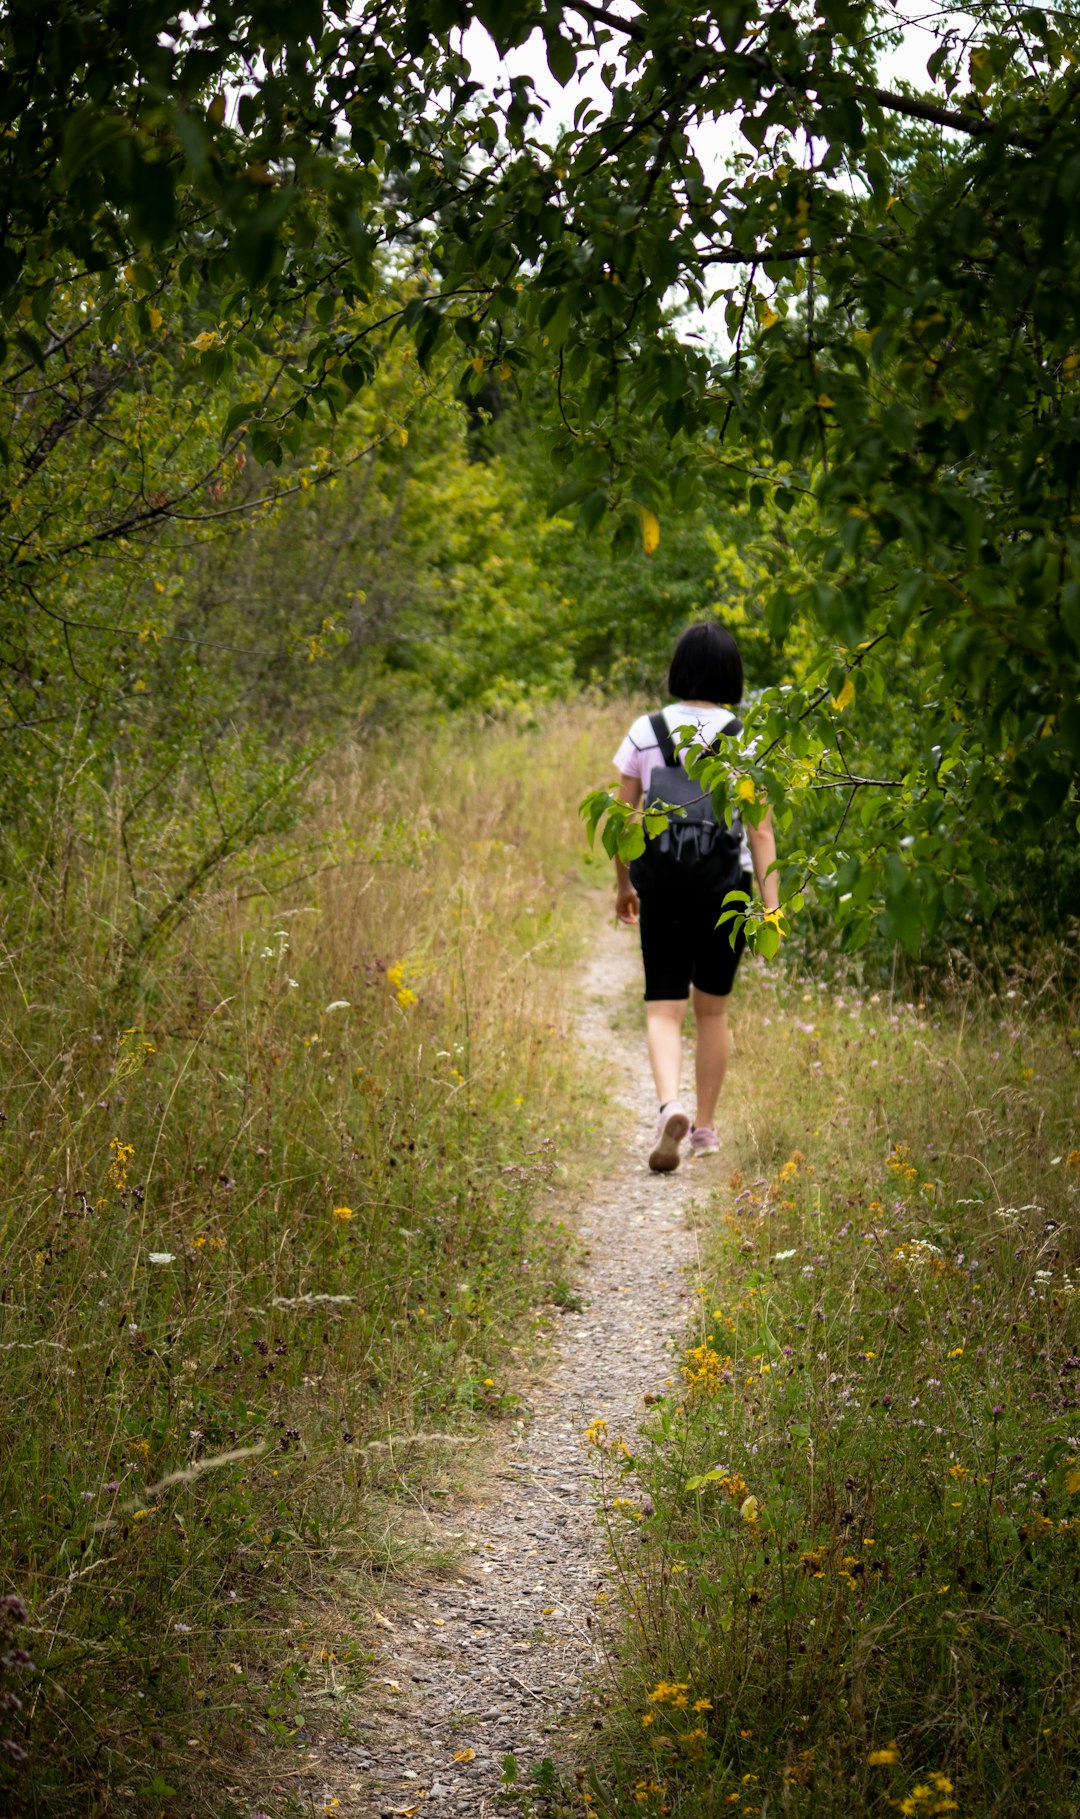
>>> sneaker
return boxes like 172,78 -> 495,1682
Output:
689,1126 -> 720,1159
648,1101 -> 690,1173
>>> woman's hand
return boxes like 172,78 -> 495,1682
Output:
613,771 -> 643,927
615,880 -> 640,926
746,810 -> 780,914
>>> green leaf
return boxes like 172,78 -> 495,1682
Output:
545,29 -> 577,86
546,477 -> 596,517
685,1469 -> 732,1491
756,921 -> 781,960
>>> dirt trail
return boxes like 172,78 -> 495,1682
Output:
304,916 -> 709,1816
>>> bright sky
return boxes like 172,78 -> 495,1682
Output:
458,8 -> 958,341
460,7 -> 955,171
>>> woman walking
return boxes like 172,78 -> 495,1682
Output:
612,621 -> 779,1172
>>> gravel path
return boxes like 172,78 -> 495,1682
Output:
301,916 -> 709,1817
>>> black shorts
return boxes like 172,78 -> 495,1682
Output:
638,874 -> 751,1001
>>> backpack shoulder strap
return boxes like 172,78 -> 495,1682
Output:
648,710 -> 678,768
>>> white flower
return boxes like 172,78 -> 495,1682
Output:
773,1249 -> 797,1262
287,978 -> 299,989
148,1252 -> 175,1265
324,1000 -> 351,1013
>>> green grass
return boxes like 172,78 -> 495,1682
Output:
585,960 -> 1080,1819
0,704 -> 621,1816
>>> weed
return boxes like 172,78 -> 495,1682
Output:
588,958 -> 1080,1816
0,706 -> 618,1814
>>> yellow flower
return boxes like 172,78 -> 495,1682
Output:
396,986 -> 417,1008
332,1205 -> 354,1221
867,1747 -> 900,1765
386,962 -> 404,987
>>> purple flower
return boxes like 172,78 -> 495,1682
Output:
0,1596 -> 28,1626
992,1404 -> 1005,1418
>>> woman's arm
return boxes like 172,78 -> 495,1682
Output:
613,771 -> 643,926
746,810 -> 780,914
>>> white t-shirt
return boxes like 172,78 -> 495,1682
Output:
613,702 -> 751,872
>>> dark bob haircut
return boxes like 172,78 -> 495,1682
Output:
667,621 -> 744,705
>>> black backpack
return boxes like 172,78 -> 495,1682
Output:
629,709 -> 745,896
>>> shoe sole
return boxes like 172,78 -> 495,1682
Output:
648,1109 -> 690,1173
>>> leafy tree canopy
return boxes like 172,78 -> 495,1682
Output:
4,0 -> 1080,953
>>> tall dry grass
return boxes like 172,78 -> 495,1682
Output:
585,957 -> 1080,1818
0,703 -> 621,1815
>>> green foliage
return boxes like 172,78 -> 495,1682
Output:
587,960 -> 1080,1815
8,0 -> 1078,943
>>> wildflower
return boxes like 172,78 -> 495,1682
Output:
648,1681 -> 690,1705
681,1340 -> 732,1396
332,1206 -> 354,1222
107,1137 -> 135,1193
148,1252 -> 175,1265
396,987 -> 417,1008
692,1698 -> 713,1713
584,1417 -> 609,1449
867,1747 -> 900,1765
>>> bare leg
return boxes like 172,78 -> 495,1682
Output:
645,998 -> 688,1106
691,986 -> 730,1128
